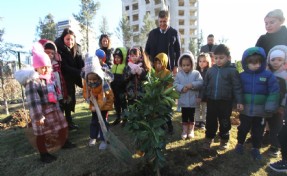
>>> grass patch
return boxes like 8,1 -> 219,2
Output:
0,102 -> 286,176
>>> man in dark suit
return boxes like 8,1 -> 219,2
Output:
200,34 -> 218,53
145,10 -> 181,74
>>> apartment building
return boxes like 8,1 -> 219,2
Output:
121,0 -> 199,52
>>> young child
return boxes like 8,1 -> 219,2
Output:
39,39 -> 68,111
83,54 -> 114,149
235,47 -> 280,160
195,53 -> 211,129
269,98 -> 287,172
123,47 -> 151,106
110,47 -> 128,126
174,52 -> 203,139
154,52 -> 174,134
15,43 -> 69,163
95,48 -> 114,122
200,44 -> 244,150
266,45 -> 287,157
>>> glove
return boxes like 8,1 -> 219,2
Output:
128,62 -> 137,74
135,66 -> 143,75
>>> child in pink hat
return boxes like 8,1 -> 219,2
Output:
15,42 -> 72,163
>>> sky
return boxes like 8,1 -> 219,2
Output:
1,0 -> 287,61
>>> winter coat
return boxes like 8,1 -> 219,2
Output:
201,61 -> 243,104
14,68 -> 67,135
200,44 -> 218,53
145,27 -> 181,71
111,47 -> 127,89
240,47 -> 280,118
174,52 -> 203,108
123,61 -> 148,101
256,25 -> 287,55
55,37 -> 84,112
101,47 -> 114,69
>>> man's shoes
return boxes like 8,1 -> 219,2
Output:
269,160 -> 287,173
111,118 -> 121,126
40,153 -> 57,163
62,140 -> 76,149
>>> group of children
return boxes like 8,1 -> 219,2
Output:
16,37 -> 287,169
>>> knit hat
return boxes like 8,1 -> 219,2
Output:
32,42 -> 52,69
113,48 -> 123,59
84,53 -> 104,80
267,45 -> 287,64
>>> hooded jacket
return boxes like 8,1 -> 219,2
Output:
83,54 -> 114,111
154,53 -> 172,79
174,52 -> 203,108
201,57 -> 243,103
240,47 -> 280,117
267,45 -> 287,106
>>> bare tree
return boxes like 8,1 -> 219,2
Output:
99,16 -> 112,36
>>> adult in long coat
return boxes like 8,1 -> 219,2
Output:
55,28 -> 84,130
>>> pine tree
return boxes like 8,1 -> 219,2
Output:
99,16 -> 112,36
36,13 -> 57,41
139,13 -> 156,48
115,13 -> 132,47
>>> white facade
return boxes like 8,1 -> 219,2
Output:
121,0 -> 199,52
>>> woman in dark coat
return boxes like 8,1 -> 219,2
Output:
98,34 -> 113,68
55,28 -> 84,130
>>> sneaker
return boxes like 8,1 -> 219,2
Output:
62,140 -> 77,149
219,140 -> 229,150
199,122 -> 206,129
88,138 -> 97,147
187,130 -> 195,139
195,122 -> 200,128
251,148 -> 262,160
40,153 -> 57,163
268,146 -> 281,157
181,131 -> 187,140
235,143 -> 244,155
99,141 -> 108,150
269,160 -> 287,173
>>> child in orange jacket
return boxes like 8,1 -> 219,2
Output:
83,54 -> 114,150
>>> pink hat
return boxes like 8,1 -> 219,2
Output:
32,42 -> 52,68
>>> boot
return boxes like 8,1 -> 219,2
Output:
187,122 -> 195,139
181,123 -> 188,140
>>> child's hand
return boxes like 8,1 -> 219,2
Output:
182,86 -> 188,93
237,104 -> 244,111
91,106 -> 96,112
135,66 -> 143,75
186,84 -> 193,89
128,62 -> 137,74
36,116 -> 45,126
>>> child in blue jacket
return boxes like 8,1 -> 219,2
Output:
235,47 -> 280,160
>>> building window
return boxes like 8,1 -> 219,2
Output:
132,3 -> 138,10
133,14 -> 139,21
125,6 -> 129,11
155,8 -> 161,17
134,35 -> 140,43
178,10 -> 184,16
178,0 -> 184,6
179,29 -> 185,35
179,19 -> 184,25
145,0 -> 150,4
155,0 -> 161,5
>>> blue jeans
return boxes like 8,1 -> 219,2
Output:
90,111 -> 108,141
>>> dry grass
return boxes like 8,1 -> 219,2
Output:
0,102 -> 286,176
